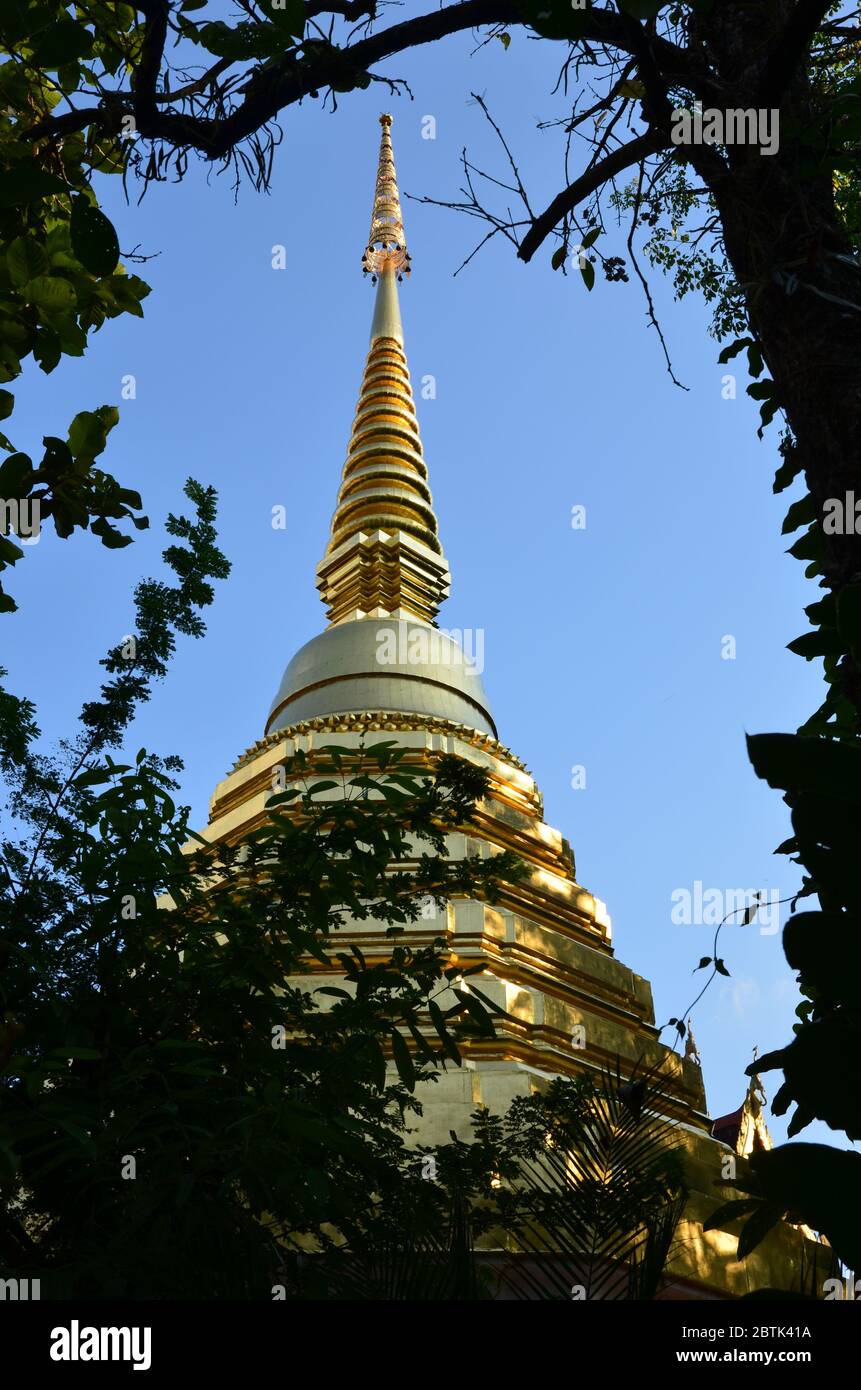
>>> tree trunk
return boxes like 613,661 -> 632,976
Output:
701,1 -> 861,718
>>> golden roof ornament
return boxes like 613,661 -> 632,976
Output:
684,1017 -> 702,1068
316,114 -> 450,627
362,113 -> 412,281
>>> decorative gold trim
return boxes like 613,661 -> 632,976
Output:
362,113 -> 411,278
316,334 -> 450,624
230,711 -> 533,777
316,114 -> 449,625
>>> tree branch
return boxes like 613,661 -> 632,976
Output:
305,0 -> 376,18
517,130 -> 666,264
155,57 -> 232,105
132,1 -> 169,127
28,1 -> 717,163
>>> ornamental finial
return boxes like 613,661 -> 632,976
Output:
362,113 -> 411,279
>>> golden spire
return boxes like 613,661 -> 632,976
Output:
316,114 -> 450,627
362,112 -> 411,279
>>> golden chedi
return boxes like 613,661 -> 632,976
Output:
202,115 -> 821,1299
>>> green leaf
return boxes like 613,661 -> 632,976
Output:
364,1037 -> 387,1092
746,341 -> 764,378
390,1027 -> 415,1092
551,244 -> 567,271
91,516 -> 133,549
786,523 -> 822,563
717,336 -> 754,365
7,236 -> 49,286
757,399 -> 780,436
452,988 -> 495,1037
260,0 -> 306,35
836,582 -> 861,663
520,0 -> 593,40
781,493 -> 816,535
773,449 -> 802,494
70,198 -> 120,276
0,390 -> 12,422
786,629 -> 843,659
747,1145 -> 861,1269
0,534 -> 24,565
33,326 -> 61,373
580,258 -> 595,291
67,406 -> 119,461
464,983 -> 509,1019
702,1198 -> 763,1232
25,275 -> 77,312
72,767 -> 116,790
32,19 -> 95,69
0,167 -> 67,208
746,379 -> 776,401
783,911 -> 861,1004
0,451 -> 32,496
428,999 -> 461,1066
198,20 -> 287,59
736,1202 -> 783,1259
748,732 -> 861,805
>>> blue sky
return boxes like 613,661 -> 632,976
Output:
4,19 -> 835,1144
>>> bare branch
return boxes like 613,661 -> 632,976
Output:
469,92 -> 534,219
625,158 -> 687,391
155,58 -> 232,105
518,131 -> 666,264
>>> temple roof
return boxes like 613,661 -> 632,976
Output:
711,1072 -> 773,1156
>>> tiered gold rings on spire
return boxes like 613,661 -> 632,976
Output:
317,115 -> 450,626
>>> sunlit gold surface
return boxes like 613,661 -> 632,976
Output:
317,115 -> 449,626
316,329 -> 450,624
362,112 -> 411,278
196,114 -> 821,1298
